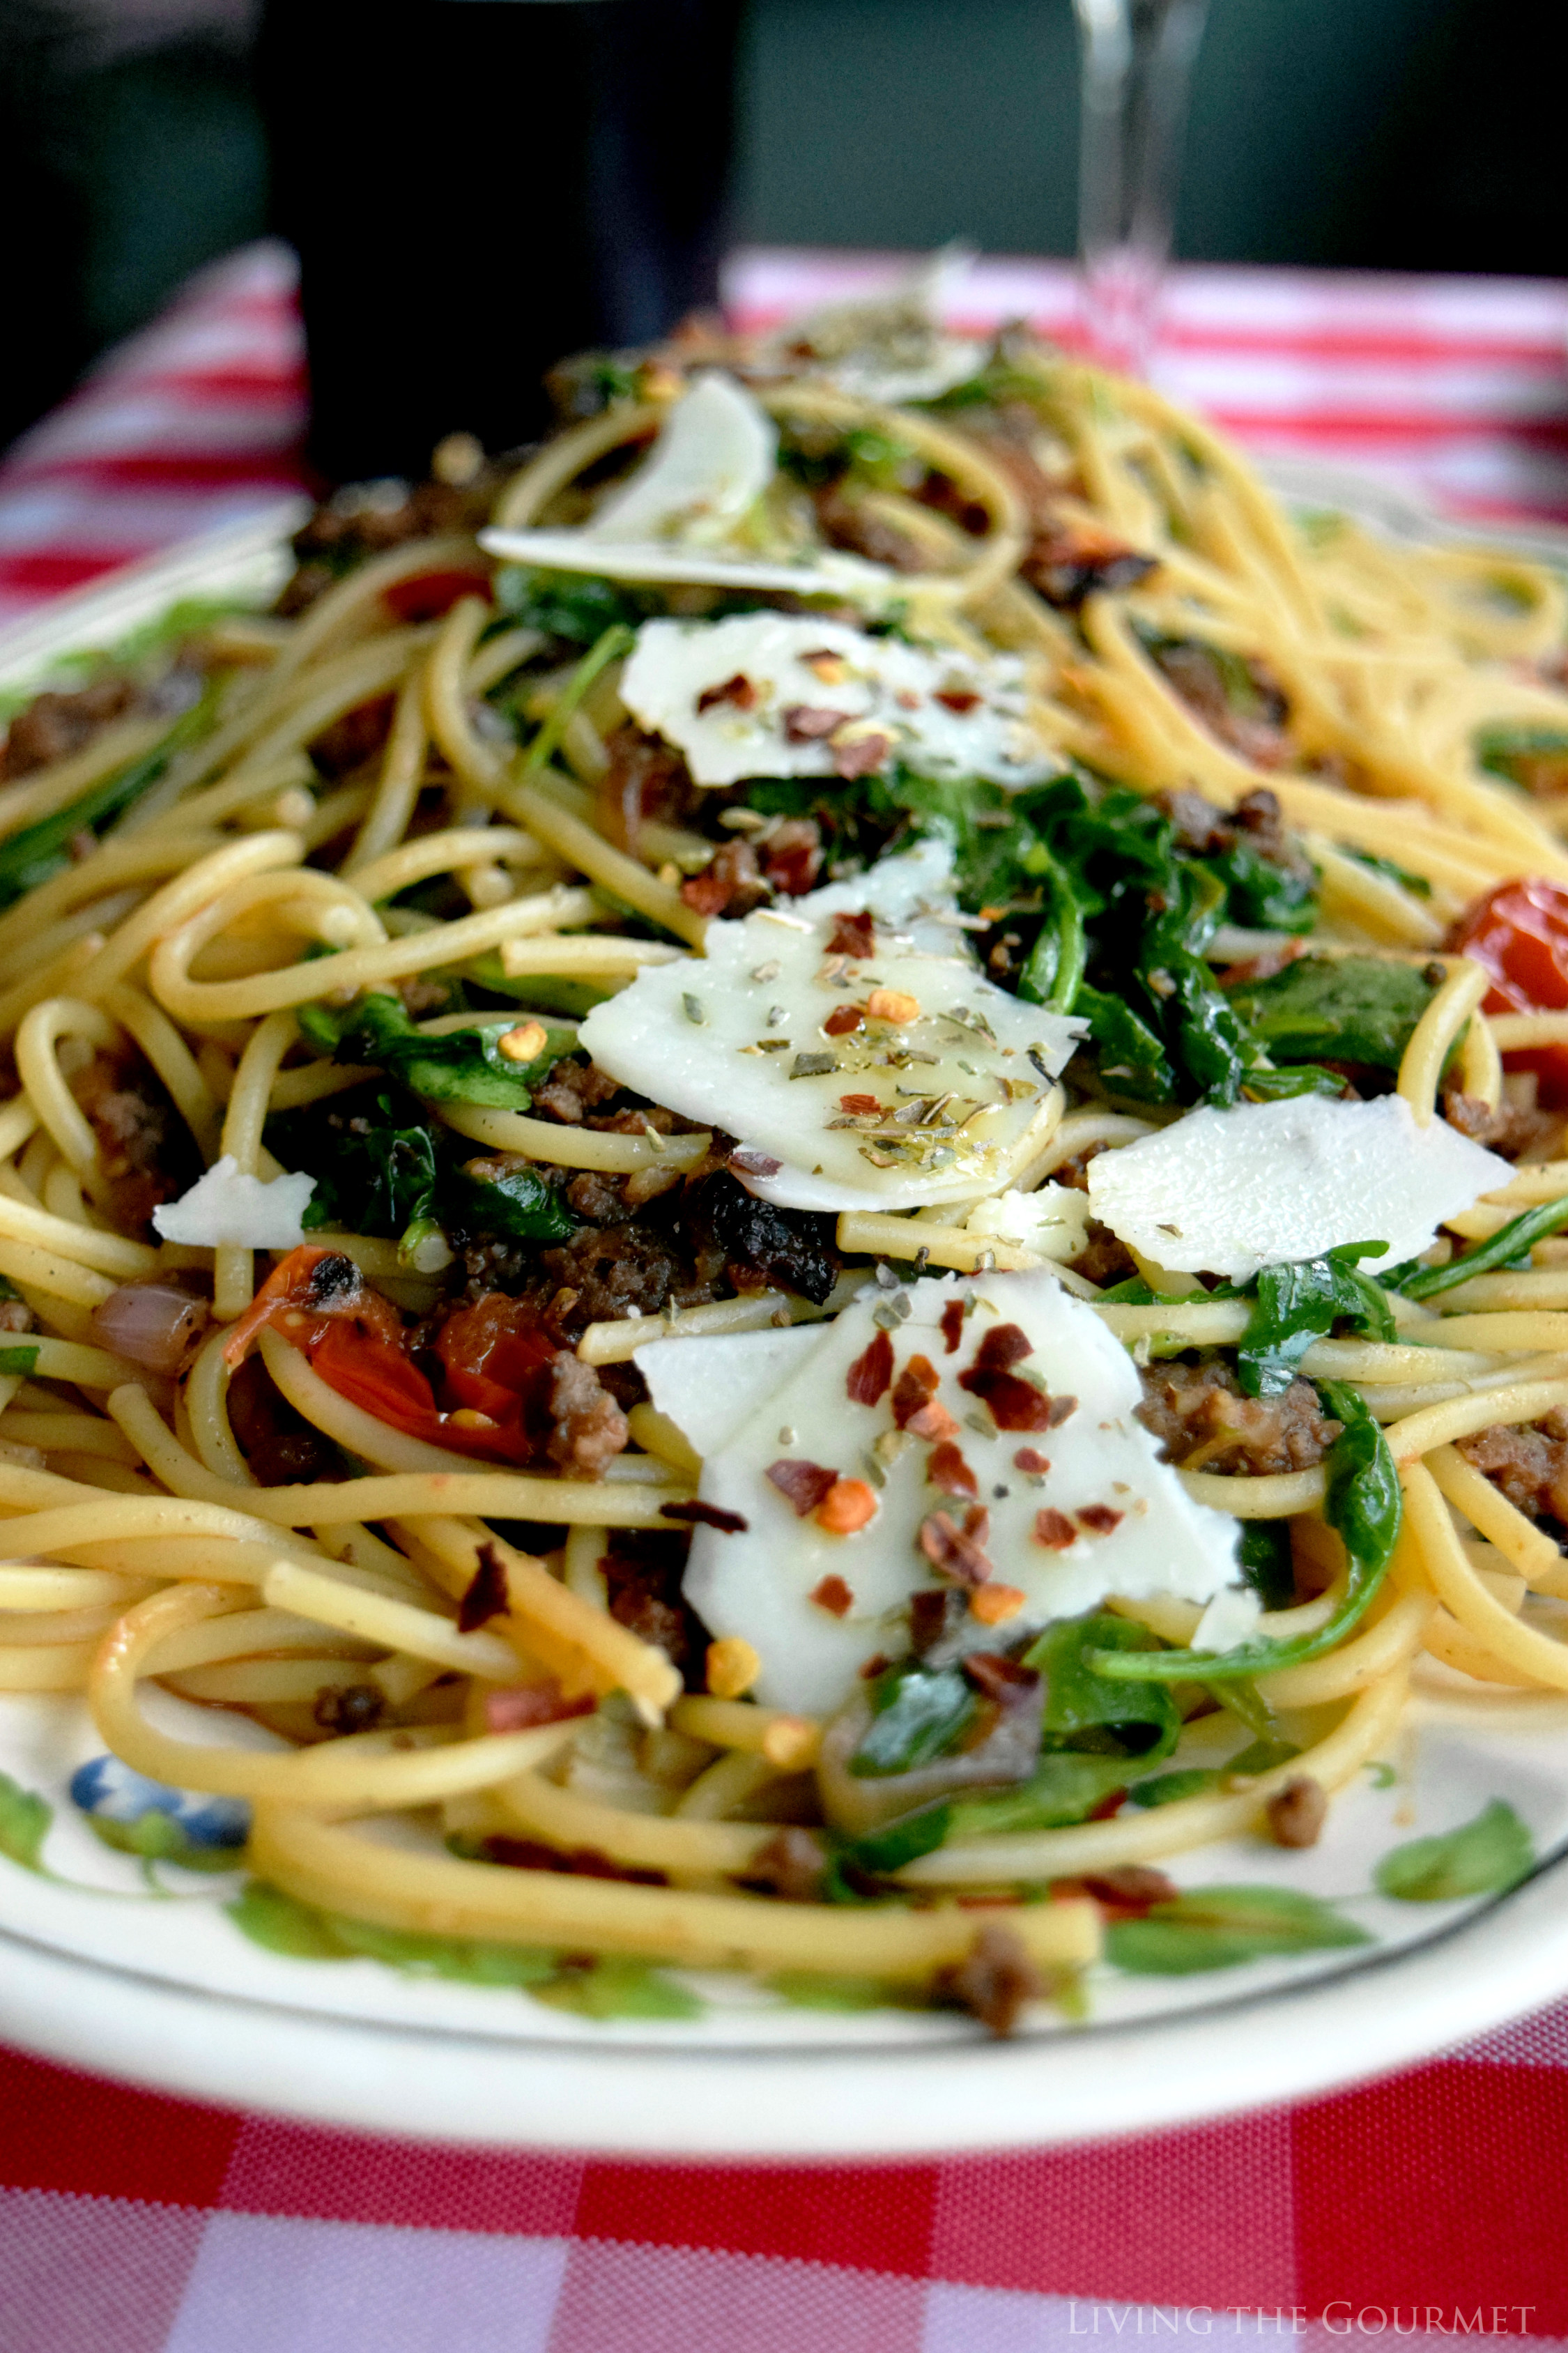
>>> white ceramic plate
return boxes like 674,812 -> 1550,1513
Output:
3,476 -> 1568,2158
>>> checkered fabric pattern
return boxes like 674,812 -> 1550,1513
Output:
1,241 -> 1567,633
4,242 -> 1568,2347
4,2009 -> 1568,2353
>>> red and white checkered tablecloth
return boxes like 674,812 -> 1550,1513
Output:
6,242 -> 1568,2352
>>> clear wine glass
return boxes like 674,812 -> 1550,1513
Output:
1073,0 -> 1210,378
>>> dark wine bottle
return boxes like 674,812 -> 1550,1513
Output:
256,0 -> 741,484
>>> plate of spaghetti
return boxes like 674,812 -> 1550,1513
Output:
4,297 -> 1568,2155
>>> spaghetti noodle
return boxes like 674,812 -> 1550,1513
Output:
3,327 -> 1568,2030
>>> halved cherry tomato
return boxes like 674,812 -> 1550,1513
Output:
225,1245 -> 546,1464
1451,879 -> 1568,1103
382,569 -> 492,624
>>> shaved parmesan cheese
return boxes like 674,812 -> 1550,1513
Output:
1192,1582 -> 1263,1655
578,854 -> 1082,1213
584,374 -> 775,544
620,611 -> 1060,792
635,1323 -> 827,1460
680,1271 -> 1240,1712
964,1184 -> 1090,1264
480,371 -> 895,603
1086,1095 -> 1509,1280
151,1156 -> 314,1249
765,245 -> 985,405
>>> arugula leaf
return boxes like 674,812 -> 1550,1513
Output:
820,1807 -> 955,1898
1348,848 -> 1433,900
1237,1519 -> 1296,1611
492,565 -> 648,645
293,1093 -> 440,1238
1204,831 -> 1317,933
0,1770 -> 51,1872
945,1751 -> 1132,1836
767,1972 -> 924,2011
1374,1800 -> 1535,1902
308,992 -> 573,1110
1475,725 -> 1568,798
1394,1191 -> 1568,1302
1025,1613 -> 1180,1759
1236,1241 -> 1398,1397
1225,956 -> 1440,1072
1125,1768 -> 1222,1809
0,687 -> 217,912
462,955 -> 613,1018
850,1660 -> 978,1777
0,1344 -> 39,1376
1088,1381 -> 1399,1684
325,1915 -> 560,1986
1074,982 -> 1177,1100
442,1161 -> 577,1243
1107,1883 -> 1371,1974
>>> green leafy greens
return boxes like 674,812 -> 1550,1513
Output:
0,686 -> 218,912
1234,1241 -> 1398,1397
1107,1883 -> 1371,1975
1225,955 -> 1442,1073
1086,1381 -> 1400,1684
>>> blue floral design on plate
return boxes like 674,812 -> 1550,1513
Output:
70,1756 -> 250,1871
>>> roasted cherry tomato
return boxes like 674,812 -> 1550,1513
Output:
1451,878 -> 1568,1103
382,569 -> 492,624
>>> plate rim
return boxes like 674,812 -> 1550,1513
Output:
3,458 -> 1568,2154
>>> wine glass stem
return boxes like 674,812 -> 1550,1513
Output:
1074,0 -> 1208,378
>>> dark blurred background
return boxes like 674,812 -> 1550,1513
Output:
0,0 -> 1558,459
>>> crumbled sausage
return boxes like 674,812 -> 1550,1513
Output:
1442,1089 -> 1562,1163
69,1048 -> 201,1239
596,724 -> 701,849
1151,647 -> 1293,770
598,1529 -> 702,1676
1267,1776 -> 1328,1848
1137,1356 -> 1342,1476
538,1225 -> 681,1340
544,1349 -> 629,1478
937,1922 -> 1045,2037
532,1056 -> 624,1126
679,837 -> 769,919
1456,1412 -> 1568,1528
0,672 -> 139,779
744,1827 -> 827,1902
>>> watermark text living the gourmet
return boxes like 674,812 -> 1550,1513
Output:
1066,2310 -> 1538,2336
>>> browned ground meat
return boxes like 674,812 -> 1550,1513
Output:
537,1224 -> 684,1340
308,692 -> 397,779
544,1349 -> 629,1478
595,724 -> 701,850
69,1049 -> 200,1238
812,484 -> 929,572
1457,1412 -> 1568,1526
532,1057 -> 624,1125
275,477 -> 498,616
1137,1356 -> 1342,1474
1443,1089 -> 1563,1162
1165,786 -> 1315,898
1070,1218 -> 1139,1289
1,673 -> 140,781
226,1354 -> 344,1485
1151,644 -> 1292,770
598,1528 -> 702,1677
937,1922 -> 1043,2037
679,837 -> 769,919
0,1298 -> 34,1334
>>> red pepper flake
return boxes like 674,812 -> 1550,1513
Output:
824,1003 -> 865,1037
1047,1393 -> 1079,1427
479,1834 -> 663,1885
459,1538 -> 509,1632
766,1458 -> 839,1515
696,672 -> 758,714
826,910 -> 875,960
660,1499 -> 750,1533
846,1326 -> 894,1406
1076,1502 -> 1124,1535
483,1681 -> 596,1734
962,1652 -> 1040,1703
969,1322 -> 1033,1374
918,1505 -> 993,1586
908,1397 -> 960,1442
838,1091 -> 881,1115
927,1440 -> 978,1499
891,1354 -> 941,1428
831,730 -> 892,781
1013,1447 -> 1051,1474
810,1573 -> 855,1618
1032,1507 -> 1077,1551
783,704 -> 843,742
730,1147 -> 783,1177
939,1298 -> 966,1354
934,688 -> 981,714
